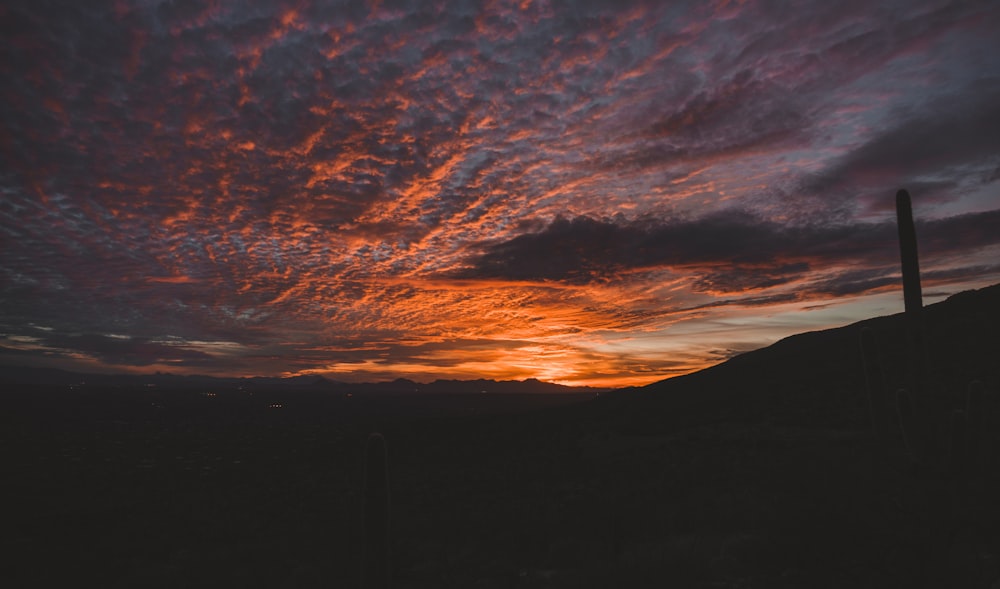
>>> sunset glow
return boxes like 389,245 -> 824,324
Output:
2,0 -> 999,386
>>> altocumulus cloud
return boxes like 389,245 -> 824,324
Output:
1,0 -> 999,385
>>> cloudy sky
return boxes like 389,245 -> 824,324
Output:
2,0 -> 998,386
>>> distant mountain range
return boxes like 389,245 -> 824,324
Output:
4,284 -> 998,402
0,364 -> 608,395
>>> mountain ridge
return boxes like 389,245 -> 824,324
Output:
0,364 -> 608,394
605,282 -> 1000,433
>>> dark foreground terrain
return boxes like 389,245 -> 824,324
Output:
3,286 -> 1000,588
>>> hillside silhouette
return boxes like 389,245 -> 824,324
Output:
604,283 -> 1000,435
3,285 -> 999,587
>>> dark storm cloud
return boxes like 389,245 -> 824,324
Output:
455,208 -> 1000,288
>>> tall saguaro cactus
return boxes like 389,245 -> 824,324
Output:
858,190 -> 997,477
895,189 -> 923,320
363,432 -> 390,589
894,189 -> 937,465
855,189 -> 998,582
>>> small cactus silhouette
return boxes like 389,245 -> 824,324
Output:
363,432 -> 390,589
967,380 -> 999,479
947,409 -> 968,478
859,327 -> 890,441
965,381 -> 984,476
894,388 -> 915,461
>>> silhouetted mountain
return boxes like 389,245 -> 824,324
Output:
330,377 -> 607,395
609,283 -> 1000,432
426,377 -> 594,394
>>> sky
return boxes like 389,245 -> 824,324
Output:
2,0 -> 999,387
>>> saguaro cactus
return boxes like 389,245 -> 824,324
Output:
894,189 -> 938,466
363,432 -> 390,589
855,190 -> 998,582
857,190 -> 997,478
895,189 -> 923,323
